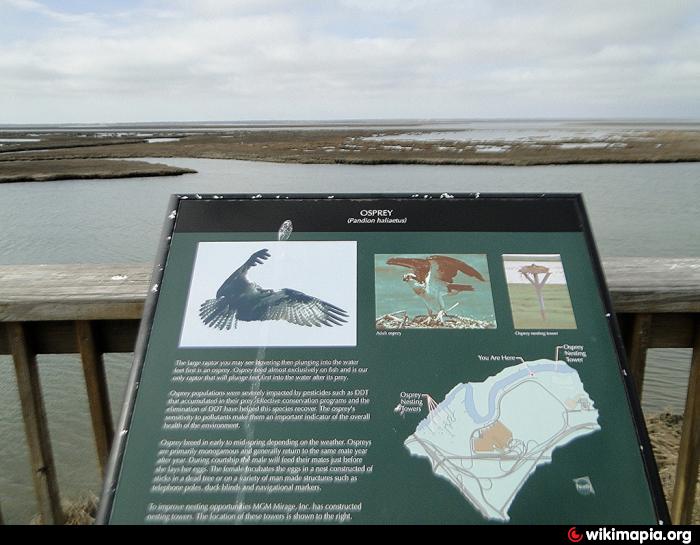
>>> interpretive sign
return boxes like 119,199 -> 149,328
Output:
98,194 -> 668,524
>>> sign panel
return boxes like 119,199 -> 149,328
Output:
99,194 -> 668,524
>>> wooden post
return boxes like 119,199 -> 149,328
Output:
519,265 -> 551,320
7,322 -> 64,525
625,313 -> 653,397
671,321 -> 700,524
76,320 -> 114,476
535,284 -> 546,320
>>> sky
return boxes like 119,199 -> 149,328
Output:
1,0 -> 699,123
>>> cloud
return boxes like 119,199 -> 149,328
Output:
0,0 -> 698,122
4,0 -> 97,23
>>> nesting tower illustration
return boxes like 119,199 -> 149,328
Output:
518,264 -> 551,320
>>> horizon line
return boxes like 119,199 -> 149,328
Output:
1,116 -> 699,128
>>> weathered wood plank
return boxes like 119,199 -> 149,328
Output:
0,320 -> 140,355
618,312 -> 697,349
76,320 -> 114,476
0,258 -> 698,323
671,321 -> 700,524
648,314 -> 698,348
0,264 -> 149,322
0,314 -> 685,356
603,258 -> 700,313
6,322 -> 64,525
0,300 -> 144,322
624,313 -> 652,396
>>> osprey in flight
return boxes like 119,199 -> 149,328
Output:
386,255 -> 485,315
199,248 -> 348,330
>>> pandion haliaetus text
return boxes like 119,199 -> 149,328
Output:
199,248 -> 349,330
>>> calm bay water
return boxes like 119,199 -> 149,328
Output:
1,158 -> 699,263
0,157 -> 698,522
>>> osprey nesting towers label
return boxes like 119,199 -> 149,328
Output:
99,194 -> 667,525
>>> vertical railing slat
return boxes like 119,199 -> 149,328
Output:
625,313 -> 653,396
7,322 -> 64,525
75,320 -> 114,476
671,321 -> 700,524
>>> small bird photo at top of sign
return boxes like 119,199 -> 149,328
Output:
179,241 -> 357,347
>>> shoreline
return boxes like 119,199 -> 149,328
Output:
646,413 -> 700,524
1,127 -> 699,180
0,159 -> 195,183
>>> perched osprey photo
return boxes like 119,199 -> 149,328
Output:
386,254 -> 485,316
199,248 -> 349,330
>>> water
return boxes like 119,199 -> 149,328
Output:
0,353 -> 132,524
1,158 -> 699,263
0,156 -> 697,522
362,124 -> 650,143
353,119 -> 699,144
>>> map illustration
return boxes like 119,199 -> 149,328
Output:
405,360 -> 600,521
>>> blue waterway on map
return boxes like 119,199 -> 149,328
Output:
463,363 -> 576,424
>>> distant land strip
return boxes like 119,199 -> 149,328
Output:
0,159 -> 196,183
0,128 -> 699,180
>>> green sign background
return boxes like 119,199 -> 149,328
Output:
109,231 -> 658,524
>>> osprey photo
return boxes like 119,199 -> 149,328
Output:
199,248 -> 349,330
180,241 -> 357,347
375,253 -> 496,330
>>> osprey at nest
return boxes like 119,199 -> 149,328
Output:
386,255 -> 485,322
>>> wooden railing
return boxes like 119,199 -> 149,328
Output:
1,258 -> 699,525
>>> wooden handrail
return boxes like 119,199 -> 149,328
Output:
0,258 -> 699,323
0,258 -> 698,524
0,264 -> 148,322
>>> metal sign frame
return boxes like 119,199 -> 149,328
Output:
97,193 -> 669,525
